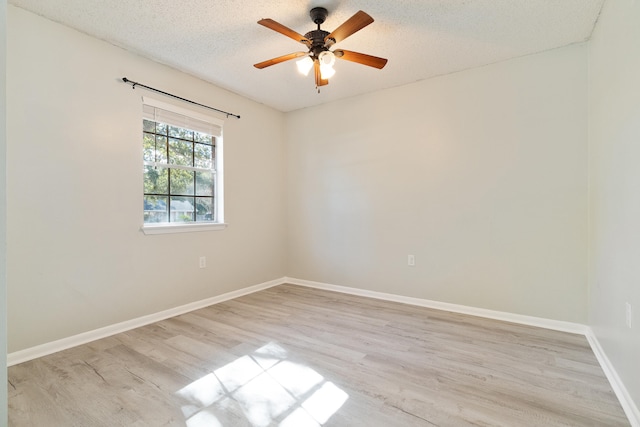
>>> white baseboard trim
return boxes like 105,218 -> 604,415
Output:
285,277 -> 638,426
7,278 -> 282,366
7,277 -> 586,366
586,328 -> 640,427
284,277 -> 588,335
8,276 -> 637,426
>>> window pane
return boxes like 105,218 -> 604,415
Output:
155,135 -> 168,163
144,196 -> 168,223
144,166 -> 168,194
169,125 -> 193,140
196,197 -> 214,221
170,196 -> 194,222
156,123 -> 168,135
168,138 -> 193,166
195,170 -> 214,196
143,133 -> 155,162
194,132 -> 213,145
194,143 -> 213,169
143,119 -> 155,133
170,169 -> 195,196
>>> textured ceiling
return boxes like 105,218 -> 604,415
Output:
10,0 -> 604,112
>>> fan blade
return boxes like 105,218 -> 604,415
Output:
314,60 -> 329,86
324,11 -> 374,45
254,52 -> 308,69
258,19 -> 311,46
334,49 -> 388,69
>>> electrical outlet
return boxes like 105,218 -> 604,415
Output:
199,256 -> 206,269
408,254 -> 415,266
626,302 -> 633,329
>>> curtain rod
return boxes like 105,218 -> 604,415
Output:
122,77 -> 240,119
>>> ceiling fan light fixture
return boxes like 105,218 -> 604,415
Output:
296,56 -> 314,76
318,50 -> 336,67
318,50 -> 336,79
320,63 -> 336,79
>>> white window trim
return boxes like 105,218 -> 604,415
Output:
142,96 -> 225,132
141,222 -> 228,235
140,96 -> 226,234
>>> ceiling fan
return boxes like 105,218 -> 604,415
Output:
254,7 -> 388,90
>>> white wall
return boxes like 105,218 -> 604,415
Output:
6,6 -> 287,353
287,44 -> 589,323
588,0 -> 640,410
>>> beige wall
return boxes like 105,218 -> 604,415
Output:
286,44 -> 589,323
588,0 -> 640,409
1,0 -> 7,424
6,6 -> 287,352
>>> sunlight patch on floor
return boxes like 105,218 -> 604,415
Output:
185,408 -> 224,427
301,382 -> 349,424
176,341 -> 349,426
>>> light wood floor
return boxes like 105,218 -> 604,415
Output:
8,284 -> 629,426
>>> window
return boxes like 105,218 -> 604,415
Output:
141,98 -> 225,233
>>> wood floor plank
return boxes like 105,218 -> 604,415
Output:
8,284 -> 630,426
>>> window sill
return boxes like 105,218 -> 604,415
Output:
141,222 -> 228,235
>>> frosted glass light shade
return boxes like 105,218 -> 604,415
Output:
320,64 -> 335,79
296,56 -> 314,76
318,51 -> 335,67
318,51 -> 336,80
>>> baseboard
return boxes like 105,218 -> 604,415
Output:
8,276 -> 637,426
586,328 -> 640,427
283,277 -> 588,335
7,276 -> 586,366
285,277 -> 638,426
7,278 -> 282,366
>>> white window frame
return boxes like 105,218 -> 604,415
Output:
140,97 -> 226,235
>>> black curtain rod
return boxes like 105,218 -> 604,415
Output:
122,77 -> 240,119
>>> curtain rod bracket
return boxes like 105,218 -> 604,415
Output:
121,77 -> 240,119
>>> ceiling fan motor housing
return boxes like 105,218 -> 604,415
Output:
304,29 -> 330,57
